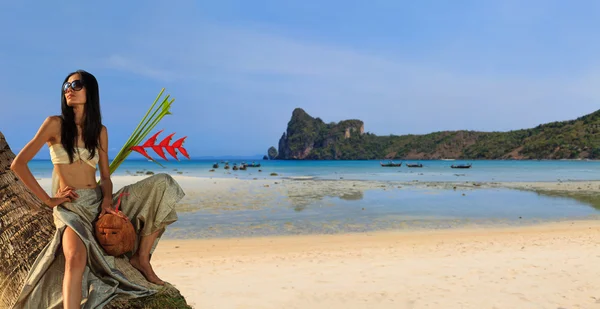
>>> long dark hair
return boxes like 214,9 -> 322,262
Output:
60,70 -> 102,163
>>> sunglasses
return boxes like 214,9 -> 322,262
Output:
62,80 -> 84,92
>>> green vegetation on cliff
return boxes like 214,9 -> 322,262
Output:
275,108 -> 600,160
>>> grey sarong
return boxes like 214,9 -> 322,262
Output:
12,173 -> 185,309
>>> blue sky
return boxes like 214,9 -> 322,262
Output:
1,0 -> 600,159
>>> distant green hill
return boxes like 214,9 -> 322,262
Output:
272,108 -> 600,160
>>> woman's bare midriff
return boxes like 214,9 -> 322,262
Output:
54,163 -> 98,191
49,135 -> 99,191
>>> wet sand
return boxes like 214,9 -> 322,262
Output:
37,174 -> 600,212
35,174 -> 600,212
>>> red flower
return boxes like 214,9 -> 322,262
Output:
130,130 -> 190,161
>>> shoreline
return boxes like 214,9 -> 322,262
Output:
35,174 -> 600,193
35,175 -> 600,214
153,220 -> 600,309
35,175 -> 600,239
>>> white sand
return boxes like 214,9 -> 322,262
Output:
154,220 -> 600,309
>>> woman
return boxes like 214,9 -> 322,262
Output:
9,70 -> 185,309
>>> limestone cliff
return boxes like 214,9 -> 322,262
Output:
275,108 -> 600,160
277,108 -> 364,159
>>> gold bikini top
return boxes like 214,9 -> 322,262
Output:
49,143 -> 99,168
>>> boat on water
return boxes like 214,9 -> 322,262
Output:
406,163 -> 423,168
246,161 -> 261,167
380,160 -> 402,167
450,163 -> 472,169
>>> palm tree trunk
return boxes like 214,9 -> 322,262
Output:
0,131 -> 190,309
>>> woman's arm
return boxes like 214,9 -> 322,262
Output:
10,116 -> 60,205
98,125 -> 113,202
98,126 -> 124,219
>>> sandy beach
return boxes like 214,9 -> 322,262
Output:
153,220 -> 600,309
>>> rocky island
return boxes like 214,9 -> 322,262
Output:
270,108 -> 600,160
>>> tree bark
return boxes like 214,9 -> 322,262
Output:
0,131 -> 190,309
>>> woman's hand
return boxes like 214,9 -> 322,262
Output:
45,186 -> 79,208
99,198 -> 128,220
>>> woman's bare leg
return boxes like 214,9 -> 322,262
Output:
129,229 -> 164,285
62,227 -> 87,309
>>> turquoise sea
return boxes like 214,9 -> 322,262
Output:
27,158 -> 600,182
29,159 -> 600,238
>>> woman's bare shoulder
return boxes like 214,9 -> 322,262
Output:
43,116 -> 62,142
46,115 -> 62,126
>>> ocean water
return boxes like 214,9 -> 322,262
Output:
166,187 -> 600,239
27,159 -> 600,238
27,158 -> 600,182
